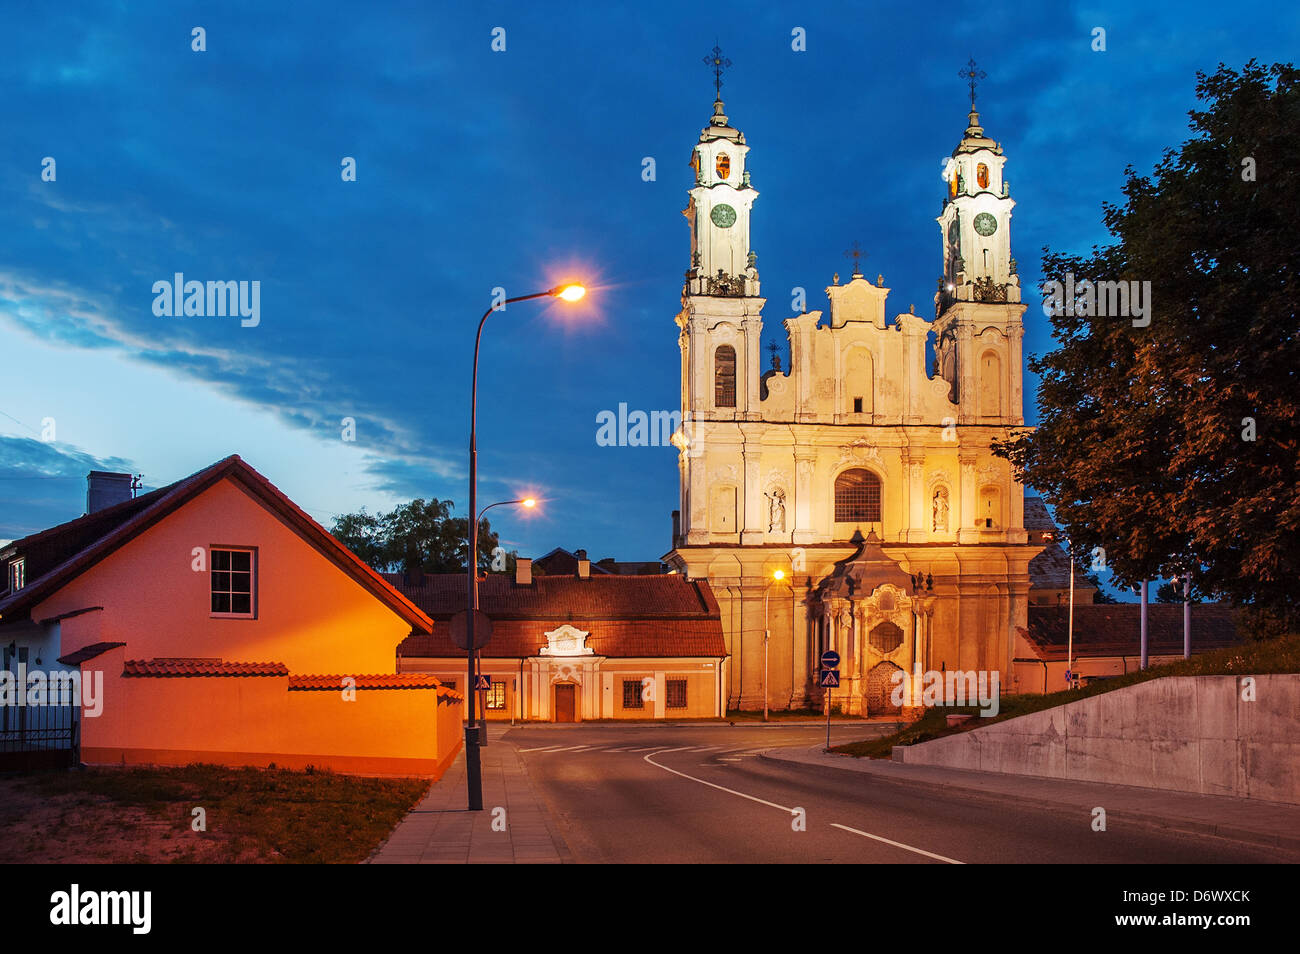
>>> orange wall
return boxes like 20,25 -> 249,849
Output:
37,479 -> 410,674
80,647 -> 463,777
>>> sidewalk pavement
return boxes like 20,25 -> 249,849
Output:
761,744 -> 1300,855
368,735 -> 570,864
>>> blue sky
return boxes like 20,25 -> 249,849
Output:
1,1 -> 1295,571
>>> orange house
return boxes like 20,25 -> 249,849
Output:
0,456 -> 462,776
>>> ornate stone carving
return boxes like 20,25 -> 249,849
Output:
540,624 -> 595,657
972,276 -> 1009,303
835,438 -> 883,469
711,464 -> 739,483
705,269 -> 747,297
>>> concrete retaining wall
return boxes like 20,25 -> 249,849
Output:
893,674 -> 1300,805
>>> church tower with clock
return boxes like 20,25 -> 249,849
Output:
666,55 -> 1041,715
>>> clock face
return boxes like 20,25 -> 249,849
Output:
974,212 -> 998,236
711,204 -> 737,228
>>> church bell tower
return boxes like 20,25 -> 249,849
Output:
933,59 -> 1025,428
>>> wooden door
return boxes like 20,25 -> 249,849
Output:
554,684 -> 576,722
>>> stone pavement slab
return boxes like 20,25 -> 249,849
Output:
760,743 -> 1300,854
368,736 -> 570,864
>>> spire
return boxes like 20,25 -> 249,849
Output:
699,42 -> 743,142
952,57 -> 999,156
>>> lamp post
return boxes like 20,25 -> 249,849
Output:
466,283 -> 584,812
763,568 -> 788,723
472,497 -> 536,738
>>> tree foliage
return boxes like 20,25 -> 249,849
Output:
329,499 -> 511,574
995,61 -> 1299,626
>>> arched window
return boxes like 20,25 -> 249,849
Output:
714,345 -> 736,408
834,469 -> 881,523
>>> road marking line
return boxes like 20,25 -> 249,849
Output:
625,746 -> 662,753
548,745 -> 593,752
644,749 -> 799,815
516,744 -> 568,752
830,823 -> 965,864
686,745 -> 727,752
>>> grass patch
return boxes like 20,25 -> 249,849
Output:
831,632 -> 1300,759
0,763 -> 429,864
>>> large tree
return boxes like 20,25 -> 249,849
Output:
995,61 -> 1299,627
330,499 -> 511,575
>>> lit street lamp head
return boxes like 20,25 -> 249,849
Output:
553,283 -> 586,302
773,569 -> 785,581
522,497 -> 537,508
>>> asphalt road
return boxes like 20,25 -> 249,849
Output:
499,723 -> 1296,864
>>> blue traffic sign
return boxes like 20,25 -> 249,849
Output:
819,669 -> 840,688
474,674 -> 491,691
820,650 -> 840,669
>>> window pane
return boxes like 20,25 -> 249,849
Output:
834,469 -> 881,522
212,593 -> 231,614
231,571 -> 251,595
212,550 -> 230,570
231,551 -> 251,571
714,346 -> 736,408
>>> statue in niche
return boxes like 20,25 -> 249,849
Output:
932,488 -> 950,532
766,488 -> 786,533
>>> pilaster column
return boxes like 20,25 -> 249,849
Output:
741,444 -> 764,544
742,317 -> 762,420
1009,324 -> 1025,425
957,453 -> 979,544
793,449 -> 816,544
906,453 -> 926,543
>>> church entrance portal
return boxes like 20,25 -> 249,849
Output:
554,683 -> 577,722
865,661 -> 904,715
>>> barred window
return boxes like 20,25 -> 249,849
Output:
485,681 -> 506,710
211,548 -> 255,616
834,469 -> 881,522
666,679 -> 687,709
622,679 -> 645,709
714,346 -> 737,408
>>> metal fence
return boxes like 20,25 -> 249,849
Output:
0,704 -> 80,769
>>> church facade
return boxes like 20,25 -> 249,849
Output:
664,87 -> 1043,714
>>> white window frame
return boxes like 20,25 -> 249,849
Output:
8,559 -> 24,593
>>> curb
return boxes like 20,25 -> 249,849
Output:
758,748 -> 1300,855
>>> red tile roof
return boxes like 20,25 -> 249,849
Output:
386,572 -> 718,619
399,619 -> 726,659
388,572 -> 726,659
1024,604 -> 1240,661
57,641 -> 126,666
124,658 -> 289,677
0,456 -> 432,635
288,673 -> 443,691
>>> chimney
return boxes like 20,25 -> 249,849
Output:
86,471 -> 134,514
515,558 -> 532,585
577,556 -> 590,579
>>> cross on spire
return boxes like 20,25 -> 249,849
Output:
845,240 -> 866,276
959,56 -> 986,108
704,43 -> 731,100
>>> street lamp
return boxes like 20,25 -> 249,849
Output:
466,283 -> 584,811
763,568 -> 789,723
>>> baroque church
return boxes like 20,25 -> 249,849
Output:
664,73 -> 1042,714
